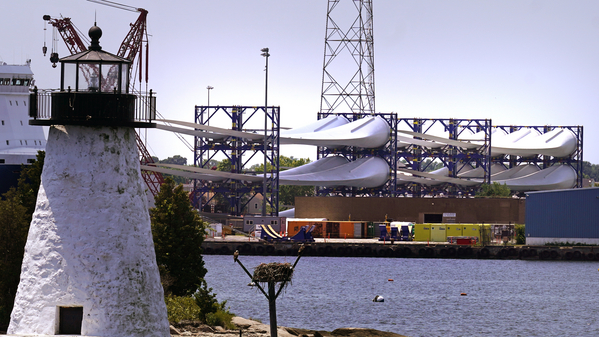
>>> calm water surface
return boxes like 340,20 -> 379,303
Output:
203,255 -> 599,337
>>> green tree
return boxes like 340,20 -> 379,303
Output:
0,151 -> 44,329
15,151 -> 45,222
160,155 -> 187,166
476,182 -> 512,198
582,161 -> 599,182
253,156 -> 315,207
157,155 -> 189,185
0,190 -> 30,329
150,177 -> 207,296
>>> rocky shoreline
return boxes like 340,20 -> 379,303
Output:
171,316 -> 408,337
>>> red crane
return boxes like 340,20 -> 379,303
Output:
43,1 -> 164,197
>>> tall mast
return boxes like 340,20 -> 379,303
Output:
320,0 -> 375,118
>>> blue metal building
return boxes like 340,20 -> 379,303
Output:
525,188 -> 599,245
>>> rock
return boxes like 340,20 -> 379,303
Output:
170,317 -> 408,337
331,328 -> 408,337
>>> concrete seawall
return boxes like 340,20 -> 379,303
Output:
202,237 -> 599,261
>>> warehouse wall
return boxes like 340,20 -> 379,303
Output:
525,188 -> 599,245
295,196 -> 525,224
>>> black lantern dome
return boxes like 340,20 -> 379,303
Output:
29,24 -> 155,128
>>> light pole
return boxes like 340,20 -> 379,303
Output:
261,48 -> 270,216
205,86 -> 213,167
206,85 -> 213,108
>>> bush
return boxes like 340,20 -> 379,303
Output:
164,295 -> 202,324
205,310 -> 236,330
164,280 -> 235,329
515,224 -> 525,244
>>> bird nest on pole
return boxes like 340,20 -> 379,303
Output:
252,262 -> 293,285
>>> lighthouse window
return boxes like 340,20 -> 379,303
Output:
1,120 -> 4,125
0,78 -> 10,85
20,140 -> 23,145
25,140 -> 28,145
15,101 -> 18,106
20,121 -> 23,126
9,101 -> 12,106
5,140 -> 8,145
24,100 -> 27,106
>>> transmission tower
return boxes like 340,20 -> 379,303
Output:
320,0 -> 375,118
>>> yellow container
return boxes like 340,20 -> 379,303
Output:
430,224 -> 447,242
462,224 -> 481,242
413,223 -> 431,242
446,224 -> 463,237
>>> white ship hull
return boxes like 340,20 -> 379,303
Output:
0,62 -> 46,194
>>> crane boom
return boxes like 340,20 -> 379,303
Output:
86,0 -> 149,84
42,4 -> 163,197
42,16 -> 88,54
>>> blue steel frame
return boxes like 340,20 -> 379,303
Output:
191,105 -> 280,216
316,112 -> 397,197
395,118 -> 492,197
494,125 -> 583,189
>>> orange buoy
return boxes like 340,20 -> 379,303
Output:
460,293 -> 467,296
388,279 -> 394,282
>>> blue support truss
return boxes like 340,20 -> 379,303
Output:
494,124 -> 584,189
191,105 -> 280,216
315,112 -> 397,197
395,118 -> 492,197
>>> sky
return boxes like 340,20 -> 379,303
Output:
2,0 -> 598,164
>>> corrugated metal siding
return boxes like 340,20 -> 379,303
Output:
526,188 -> 599,238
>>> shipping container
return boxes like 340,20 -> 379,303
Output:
462,224 -> 481,240
413,224 -> 431,241
446,224 -> 463,237
287,221 -> 367,238
430,225 -> 447,242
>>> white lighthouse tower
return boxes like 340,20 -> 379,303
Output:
8,25 -> 169,336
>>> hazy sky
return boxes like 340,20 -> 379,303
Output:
2,0 -> 598,163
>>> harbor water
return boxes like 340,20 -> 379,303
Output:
204,255 -> 599,337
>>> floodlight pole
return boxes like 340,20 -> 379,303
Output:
261,48 -> 270,216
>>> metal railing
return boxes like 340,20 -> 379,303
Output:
29,87 -> 156,123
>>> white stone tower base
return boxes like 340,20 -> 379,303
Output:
8,125 -> 169,336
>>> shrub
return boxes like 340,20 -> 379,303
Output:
205,310 -> 236,330
164,295 -> 201,324
164,280 -> 235,329
515,224 -> 525,244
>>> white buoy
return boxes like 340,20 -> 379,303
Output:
373,295 -> 385,302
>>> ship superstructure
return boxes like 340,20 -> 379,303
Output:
0,61 -> 46,194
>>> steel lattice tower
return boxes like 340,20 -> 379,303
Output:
320,0 -> 375,118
